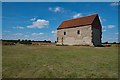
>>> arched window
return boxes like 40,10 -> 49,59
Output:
77,30 -> 80,34
64,32 -> 66,35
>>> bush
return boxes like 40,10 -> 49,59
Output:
56,44 -> 68,46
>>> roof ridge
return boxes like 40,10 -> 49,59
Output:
63,14 -> 98,22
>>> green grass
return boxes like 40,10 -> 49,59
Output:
2,45 -> 118,78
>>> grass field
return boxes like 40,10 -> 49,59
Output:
2,45 -> 118,78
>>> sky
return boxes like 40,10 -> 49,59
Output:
2,0 -> 120,2
2,2 -> 119,42
0,2 -> 1,40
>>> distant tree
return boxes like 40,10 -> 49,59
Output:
48,40 -> 51,43
22,40 -> 24,42
113,42 -> 116,44
19,40 -> 24,44
105,42 -> 108,44
18,39 -> 20,42
28,40 -> 31,42
28,40 -> 32,44
44,40 -> 47,42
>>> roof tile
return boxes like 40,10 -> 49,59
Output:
57,14 -> 98,30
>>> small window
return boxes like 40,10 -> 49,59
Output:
64,32 -> 66,35
77,30 -> 80,34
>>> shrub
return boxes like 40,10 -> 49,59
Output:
56,44 -> 68,46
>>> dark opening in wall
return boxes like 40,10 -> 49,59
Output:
77,30 -> 80,34
57,37 -> 58,42
64,32 -> 66,35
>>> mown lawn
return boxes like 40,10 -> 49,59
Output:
2,45 -> 118,78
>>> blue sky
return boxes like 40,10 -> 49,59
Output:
2,2 -> 119,42
2,0 -> 119,2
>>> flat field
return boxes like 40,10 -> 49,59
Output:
2,45 -> 118,78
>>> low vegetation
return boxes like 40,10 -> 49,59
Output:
2,40 -> 51,45
2,45 -> 118,78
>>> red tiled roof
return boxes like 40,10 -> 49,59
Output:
57,14 -> 98,30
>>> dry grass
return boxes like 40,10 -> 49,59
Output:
2,45 -> 118,78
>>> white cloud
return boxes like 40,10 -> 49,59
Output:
49,7 -> 64,12
51,30 -> 57,37
13,26 -> 24,29
102,26 -> 107,29
13,33 -> 23,36
110,2 -> 119,6
102,25 -> 115,32
103,25 -> 115,29
48,7 -> 52,11
103,29 -> 106,32
73,13 -> 82,19
3,31 -> 10,33
24,35 -> 29,37
27,19 -> 49,29
115,32 -> 118,34
107,25 -> 115,29
3,33 -> 31,40
51,30 -> 57,34
32,33 -> 44,36
108,37 -> 118,40
115,38 -> 118,40
30,18 -> 36,21
16,26 -> 24,29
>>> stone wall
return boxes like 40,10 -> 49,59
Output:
57,25 -> 93,46
92,27 -> 102,46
